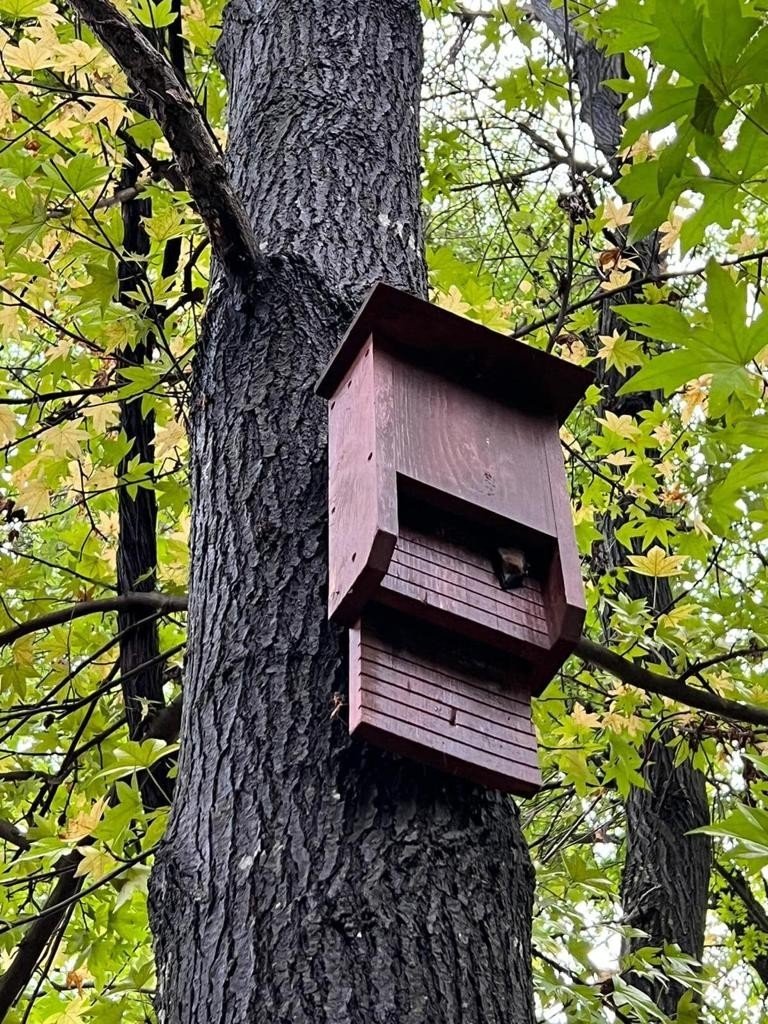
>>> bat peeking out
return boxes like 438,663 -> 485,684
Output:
493,546 -> 528,590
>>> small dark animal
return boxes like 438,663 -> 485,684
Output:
494,546 -> 528,590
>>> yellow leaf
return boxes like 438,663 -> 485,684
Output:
435,285 -> 470,317
600,269 -> 633,292
596,410 -> 642,441
681,375 -> 711,425
571,703 -> 601,729
42,995 -> 89,1024
2,38 -> 52,72
42,422 -> 89,459
0,91 -> 13,129
82,400 -> 119,435
605,450 -> 635,468
597,330 -> 642,374
156,418 -> 187,458
83,96 -> 128,134
627,546 -> 687,578
733,231 -> 759,256
602,198 -> 633,230
61,797 -> 108,841
74,846 -> 115,881
659,213 -> 683,253
659,603 -> 696,630
13,635 -> 35,669
0,406 -> 16,444
51,40 -> 102,74
651,422 -> 674,447
602,712 -> 646,737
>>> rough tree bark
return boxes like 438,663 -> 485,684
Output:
149,3 -> 536,1022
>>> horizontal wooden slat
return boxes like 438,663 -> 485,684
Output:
391,553 -> 547,627
381,571 -> 550,648
361,654 -> 533,729
360,690 -> 539,769
363,640 -> 531,713
360,669 -> 537,750
355,710 -> 542,795
398,529 -> 546,609
389,552 -> 548,632
349,621 -> 542,795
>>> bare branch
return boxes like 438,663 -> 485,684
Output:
0,592 -> 187,648
66,0 -> 261,276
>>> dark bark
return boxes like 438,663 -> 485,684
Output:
149,3 -> 536,1023
600,286 -> 711,1017
117,151 -> 162,744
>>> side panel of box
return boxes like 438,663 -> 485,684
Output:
349,619 -> 542,795
328,339 -> 398,624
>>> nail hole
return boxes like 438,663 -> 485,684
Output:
367,452 -> 373,461
330,401 -> 335,410
351,552 -> 356,562
347,379 -> 352,388
331,506 -> 336,514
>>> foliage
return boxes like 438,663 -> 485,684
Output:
0,0 -> 767,1021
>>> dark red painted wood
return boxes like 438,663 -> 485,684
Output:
316,281 -> 591,424
350,618 -> 542,795
322,283 -> 589,792
327,338 -> 397,623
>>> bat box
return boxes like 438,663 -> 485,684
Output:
316,283 -> 591,795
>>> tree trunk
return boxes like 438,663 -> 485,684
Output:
149,4 -> 536,1022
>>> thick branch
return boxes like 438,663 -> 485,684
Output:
576,637 -> 768,730
66,0 -> 260,276
0,593 -> 187,648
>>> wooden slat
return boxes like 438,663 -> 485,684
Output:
349,620 -> 542,796
398,528 -> 546,608
381,571 -> 550,650
360,668 -> 537,750
389,551 -> 548,630
355,711 -> 542,795
362,643 -> 531,715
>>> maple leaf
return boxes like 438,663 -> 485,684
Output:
74,846 -> 116,881
61,796 -> 108,840
0,406 -> 16,444
659,213 -> 683,253
600,269 -> 633,292
627,546 -> 687,578
83,96 -> 128,134
651,422 -> 675,447
597,330 -> 643,374
435,285 -> 470,316
596,410 -> 642,441
602,198 -> 633,230
571,703 -> 601,729
733,231 -> 759,256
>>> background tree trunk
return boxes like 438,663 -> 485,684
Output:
149,3 -> 537,1022
528,4 -> 712,1010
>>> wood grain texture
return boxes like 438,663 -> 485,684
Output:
393,359 -> 558,539
316,282 -> 592,425
350,618 -> 542,796
328,339 -> 397,623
